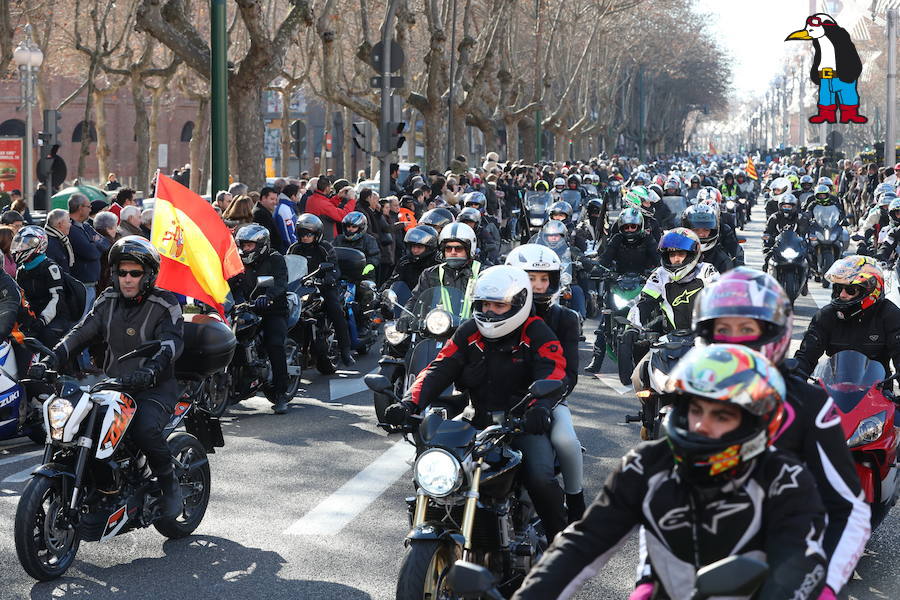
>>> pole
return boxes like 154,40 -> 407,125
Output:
378,0 -> 400,196
799,60 -> 806,148
446,0 -> 458,169
210,0 -> 228,196
782,77 -> 789,147
22,68 -> 33,207
638,65 -> 645,162
886,7 -> 897,169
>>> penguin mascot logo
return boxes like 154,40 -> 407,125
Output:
786,13 -> 867,125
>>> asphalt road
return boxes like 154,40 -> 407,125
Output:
0,205 -> 896,600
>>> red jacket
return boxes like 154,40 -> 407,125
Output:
306,191 -> 357,238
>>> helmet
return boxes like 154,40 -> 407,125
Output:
618,206 -> 645,243
625,186 -> 650,209
463,192 -> 487,213
420,208 -> 455,233
786,173 -> 800,189
234,223 -> 270,265
664,178 -> 680,194
534,180 -> 550,192
875,183 -> 895,203
799,174 -> 814,191
295,213 -> 324,245
108,236 -> 161,296
817,176 -> 834,191
778,193 -> 799,217
889,197 -> 900,225
735,170 -> 746,181
567,174 -> 581,188
825,255 -> 884,320
538,219 -> 568,252
653,174 -> 666,187
879,191 -> 897,208
439,222 -> 477,268
658,228 -> 701,282
404,225 -> 439,262
341,211 -> 368,241
505,243 -> 561,306
634,173 -> 651,186
693,267 -> 793,363
10,225 -> 47,266
690,174 -> 701,186
723,169 -> 734,181
769,177 -> 791,196
456,207 -> 482,231
648,184 -> 664,202
664,344 -> 786,486
553,177 -> 566,191
548,200 -> 573,221
586,198 -> 604,217
681,204 -> 719,252
813,184 -> 832,204
472,265 -> 532,339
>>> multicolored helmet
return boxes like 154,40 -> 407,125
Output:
658,228 -> 701,282
693,267 -> 794,363
625,186 -> 650,208
825,255 -> 884,320
664,344 -> 786,485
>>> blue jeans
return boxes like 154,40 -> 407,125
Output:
567,284 -> 586,319
818,77 -> 860,106
78,283 -> 97,370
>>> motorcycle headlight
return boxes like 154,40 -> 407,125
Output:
414,449 -> 462,497
529,218 -> 544,226
613,294 -> 630,309
780,247 -> 800,260
726,200 -> 735,210
847,411 -> 885,447
48,397 -> 74,440
425,309 -> 453,336
384,321 -> 408,346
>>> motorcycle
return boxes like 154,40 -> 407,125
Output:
765,230 -> 808,305
807,203 -> 844,286
335,246 -> 380,355
375,286 -> 469,428
606,180 -> 622,210
591,269 -> 644,374
290,261 -> 342,375
625,329 -> 695,440
520,191 -> 552,244
365,375 -> 564,600
445,554 -> 768,600
0,337 -> 47,445
813,350 -> 900,528
723,194 -> 743,230
14,322 -> 234,581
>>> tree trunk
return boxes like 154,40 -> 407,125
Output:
504,117 -> 519,162
520,117 -> 535,163
131,76 -> 151,194
342,106 -> 352,181
280,89 -> 292,177
423,109 -> 444,175
229,83 -> 266,190
320,101 -> 332,175
77,62 -> 98,179
189,96 -> 209,193
148,86 -> 164,179
93,89 -> 111,185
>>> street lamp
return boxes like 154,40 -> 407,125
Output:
12,24 -> 43,208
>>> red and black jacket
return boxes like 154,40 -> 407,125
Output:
406,316 -> 567,414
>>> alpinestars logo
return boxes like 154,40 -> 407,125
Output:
672,287 -> 701,307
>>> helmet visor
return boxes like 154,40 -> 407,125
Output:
659,231 -> 697,252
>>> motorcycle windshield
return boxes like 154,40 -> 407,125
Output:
524,192 -> 551,213
813,350 -> 885,412
284,255 -> 309,294
584,185 -> 599,197
413,286 -> 471,323
662,196 -> 688,219
812,204 -> 840,229
529,235 -> 573,278
560,190 -> 582,209
774,230 -> 805,251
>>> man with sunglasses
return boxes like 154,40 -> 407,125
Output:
795,256 -> 900,378
404,223 -> 481,317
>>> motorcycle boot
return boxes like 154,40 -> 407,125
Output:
584,324 -> 605,373
566,492 -> 586,523
157,468 -> 183,519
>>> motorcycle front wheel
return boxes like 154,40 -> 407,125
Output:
617,329 -> 638,386
154,433 -> 211,539
395,539 -> 461,600
15,475 -> 81,581
780,271 -> 801,305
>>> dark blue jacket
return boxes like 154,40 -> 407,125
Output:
68,220 -> 110,284
45,235 -> 71,274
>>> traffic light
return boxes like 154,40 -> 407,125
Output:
388,121 -> 406,152
290,119 -> 306,158
39,109 -> 62,149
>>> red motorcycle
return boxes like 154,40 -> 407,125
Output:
815,350 -> 900,528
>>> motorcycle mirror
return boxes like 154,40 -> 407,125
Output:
528,379 -> 564,399
255,275 -> 275,289
382,289 -> 399,306
447,561 -> 501,598
22,337 -> 55,361
364,374 -> 392,393
691,555 -> 768,600
118,340 -> 162,362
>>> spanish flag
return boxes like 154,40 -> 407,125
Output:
746,156 -> 759,180
151,174 -> 243,318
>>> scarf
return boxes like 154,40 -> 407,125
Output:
45,225 -> 75,268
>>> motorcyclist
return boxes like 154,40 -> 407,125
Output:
385,265 -> 569,542
548,200 -> 575,232
572,198 -> 606,253
685,174 -> 702,202
718,170 -> 739,201
535,219 -> 586,319
382,225 -> 440,312
612,187 -> 662,241
457,205 -> 500,266
681,204 -> 732,274
552,176 -> 566,198
698,197 -> 745,267
875,197 -> 900,263
287,214 -> 356,367
511,344 -> 829,600
859,189 -> 894,255
795,256 -> 900,377
407,223 -> 482,316
228,225 -> 291,414
764,176 -> 792,217
506,244 -> 585,522
689,268 -> 870,597
334,211 -> 381,268
39,237 -> 185,517
798,174 -> 816,200
763,193 -> 809,272
647,184 -> 674,229
10,226 -> 76,348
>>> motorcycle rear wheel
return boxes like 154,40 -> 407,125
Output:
395,539 -> 460,600
315,320 -> 340,375
154,433 -> 211,539
15,475 -> 81,581
204,370 -> 231,417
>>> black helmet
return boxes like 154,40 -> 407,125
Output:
779,193 -> 799,218
456,207 -> 482,232
419,208 -> 454,233
681,204 -> 719,252
108,236 -> 161,297
404,225 -> 438,262
586,198 -> 603,217
295,213 -> 324,245
341,211 -> 368,241
548,200 -> 573,221
235,224 -> 270,265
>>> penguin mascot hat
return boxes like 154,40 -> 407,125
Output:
786,13 -> 867,124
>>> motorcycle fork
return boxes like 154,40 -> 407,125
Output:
68,405 -> 99,516
461,457 -> 484,560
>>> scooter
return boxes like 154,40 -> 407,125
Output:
814,350 -> 900,528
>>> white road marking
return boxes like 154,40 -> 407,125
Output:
283,440 -> 415,536
808,287 -> 832,309
0,450 -> 41,467
2,464 -> 38,483
328,368 -> 379,402
594,374 -> 632,396
0,438 -> 32,449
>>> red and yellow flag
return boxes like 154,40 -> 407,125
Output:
151,174 -> 243,318
708,141 -> 717,155
746,156 -> 759,180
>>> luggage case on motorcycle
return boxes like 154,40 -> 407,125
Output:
335,247 -> 368,282
176,313 -> 237,378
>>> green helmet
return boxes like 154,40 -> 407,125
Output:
625,185 -> 650,208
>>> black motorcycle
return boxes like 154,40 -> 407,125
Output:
766,229 -> 809,305
807,203 -> 844,286
365,375 -> 564,600
334,247 -> 379,355
14,324 -> 233,581
289,261 -> 342,375
520,191 -> 551,244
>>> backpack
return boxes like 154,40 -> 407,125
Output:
61,271 -> 87,320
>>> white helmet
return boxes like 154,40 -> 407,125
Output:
472,266 -> 533,339
438,222 -> 478,268
553,177 -> 566,190
505,243 -> 561,306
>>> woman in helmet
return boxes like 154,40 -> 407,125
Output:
687,268 -> 870,597
796,255 -> 900,376
512,344 -> 829,600
681,204 -> 732,274
506,245 -> 586,522
875,196 -> 900,262
764,176 -> 792,217
536,220 -> 586,319
385,265 -> 569,541
334,211 -> 380,267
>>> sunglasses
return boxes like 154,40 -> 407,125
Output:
621,224 -> 639,232
117,269 -> 145,278
299,231 -> 316,238
444,244 -> 466,254
806,16 -> 834,27
833,283 -> 863,297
